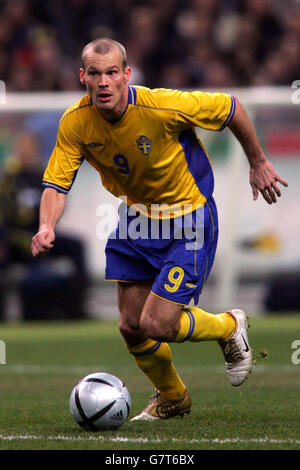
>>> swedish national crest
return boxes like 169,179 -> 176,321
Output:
136,135 -> 152,155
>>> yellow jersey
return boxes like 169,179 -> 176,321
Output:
43,86 -> 235,218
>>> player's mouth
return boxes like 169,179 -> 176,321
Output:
97,92 -> 112,103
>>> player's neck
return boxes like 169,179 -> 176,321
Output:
97,87 -> 129,124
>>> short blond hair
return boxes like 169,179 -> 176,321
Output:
81,38 -> 127,70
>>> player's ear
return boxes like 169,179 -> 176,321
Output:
124,67 -> 132,84
79,68 -> 86,85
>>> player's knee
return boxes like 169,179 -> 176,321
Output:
118,317 -> 133,339
118,313 -> 140,341
140,312 -> 176,342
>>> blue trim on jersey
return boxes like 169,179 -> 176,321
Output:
43,157 -> 84,194
131,341 -> 162,357
69,156 -> 84,190
128,86 -> 137,105
131,86 -> 137,105
128,86 -> 133,105
179,129 -> 214,201
184,309 -> 196,341
42,181 -> 69,194
221,95 -> 236,130
117,86 -> 132,119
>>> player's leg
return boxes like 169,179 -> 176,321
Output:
143,198 -> 236,344
143,198 -> 252,387
118,281 -> 187,403
131,291 -> 235,421
117,281 -> 150,346
105,206 -> 190,419
140,292 -> 251,387
140,292 -> 236,343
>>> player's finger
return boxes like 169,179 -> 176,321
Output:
31,243 -> 40,258
31,235 -> 52,257
252,184 -> 259,201
270,192 -> 277,203
261,188 -> 273,205
276,175 -> 288,187
32,243 -> 50,258
31,240 -> 40,257
35,232 -> 54,249
272,181 -> 281,197
40,240 -> 54,249
267,186 -> 277,203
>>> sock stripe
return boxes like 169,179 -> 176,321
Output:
130,341 -> 162,357
183,309 -> 195,341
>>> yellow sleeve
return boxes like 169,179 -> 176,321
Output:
43,113 -> 84,194
157,89 -> 235,132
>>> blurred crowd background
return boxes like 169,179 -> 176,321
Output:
1,0 -> 300,321
1,0 -> 300,92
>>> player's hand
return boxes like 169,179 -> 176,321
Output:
31,228 -> 55,257
249,159 -> 288,205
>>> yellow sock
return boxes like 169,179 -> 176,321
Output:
175,306 -> 236,342
128,339 -> 186,400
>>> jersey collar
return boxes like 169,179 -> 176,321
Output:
127,86 -> 137,105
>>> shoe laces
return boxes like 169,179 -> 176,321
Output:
149,390 -> 161,404
149,390 -> 179,418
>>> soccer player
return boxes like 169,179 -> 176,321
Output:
31,38 -> 288,420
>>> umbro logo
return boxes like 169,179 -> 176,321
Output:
85,142 -> 104,148
185,283 -> 197,289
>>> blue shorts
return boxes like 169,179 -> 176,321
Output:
105,197 -> 218,305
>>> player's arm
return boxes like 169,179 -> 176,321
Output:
31,188 -> 66,257
228,97 -> 288,204
31,107 -> 85,257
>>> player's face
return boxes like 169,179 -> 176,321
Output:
80,48 -> 131,121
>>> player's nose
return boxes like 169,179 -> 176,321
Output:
97,74 -> 109,87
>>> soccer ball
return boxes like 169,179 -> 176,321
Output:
69,372 -> 131,431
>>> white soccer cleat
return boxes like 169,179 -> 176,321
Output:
218,309 -> 252,387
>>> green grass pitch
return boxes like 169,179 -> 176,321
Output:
0,314 -> 300,450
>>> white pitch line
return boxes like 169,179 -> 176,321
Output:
0,434 -> 300,446
0,364 -> 298,375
